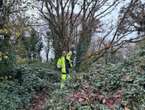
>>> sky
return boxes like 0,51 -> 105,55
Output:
24,0 -> 145,61
25,0 -> 125,61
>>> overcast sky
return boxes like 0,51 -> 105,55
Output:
24,0 -> 145,61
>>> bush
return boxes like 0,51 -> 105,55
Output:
0,81 -> 22,110
46,49 -> 145,110
0,36 -> 16,75
0,63 -> 59,109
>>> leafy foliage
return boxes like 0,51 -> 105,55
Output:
0,42 -> 145,110
21,28 -> 43,62
0,64 -> 59,109
46,48 -> 145,110
0,35 -> 16,75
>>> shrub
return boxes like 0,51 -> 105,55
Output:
46,49 -> 145,110
0,63 -> 59,109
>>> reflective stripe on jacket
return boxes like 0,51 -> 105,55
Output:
57,51 -> 73,73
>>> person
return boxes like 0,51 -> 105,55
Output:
57,50 -> 73,89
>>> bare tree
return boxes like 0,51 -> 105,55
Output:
39,0 -> 119,59
83,0 -> 145,65
0,0 -> 43,62
109,0 -> 145,55
0,0 -> 34,38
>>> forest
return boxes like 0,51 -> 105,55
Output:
0,0 -> 145,110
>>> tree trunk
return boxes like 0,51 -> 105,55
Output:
76,30 -> 91,71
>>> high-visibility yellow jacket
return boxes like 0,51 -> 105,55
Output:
57,56 -> 66,73
57,51 -> 73,73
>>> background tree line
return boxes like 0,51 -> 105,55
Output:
1,0 -> 145,71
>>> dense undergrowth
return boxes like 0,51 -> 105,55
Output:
0,49 -> 145,110
0,64 -> 59,110
47,49 -> 145,110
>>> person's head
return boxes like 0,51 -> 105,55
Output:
70,46 -> 76,55
62,50 -> 66,56
70,45 -> 75,51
